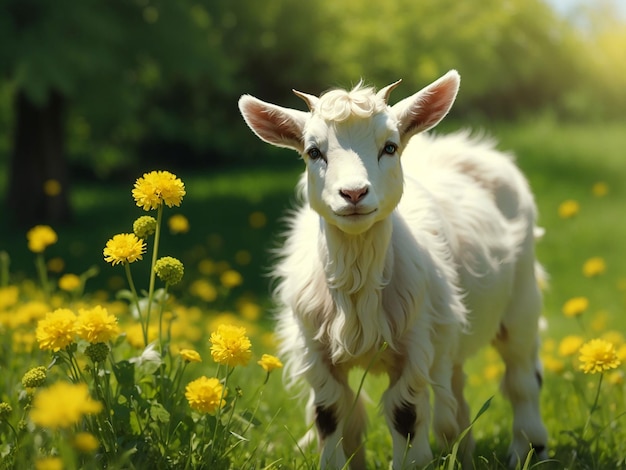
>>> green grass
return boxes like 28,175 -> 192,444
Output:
1,120 -> 625,468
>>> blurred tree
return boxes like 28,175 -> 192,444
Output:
0,0 -> 216,226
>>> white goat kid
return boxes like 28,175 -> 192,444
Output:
238,70 -> 548,469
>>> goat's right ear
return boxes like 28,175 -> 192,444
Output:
238,95 -> 308,153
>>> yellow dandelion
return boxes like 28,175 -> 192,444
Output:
43,179 -> 62,197
36,308 -> 77,352
210,324 -> 252,367
578,339 -> 621,374
168,214 -> 190,234
562,296 -> 588,318
617,344 -> 626,362
542,355 -> 565,374
220,269 -> 243,289
103,233 -> 146,266
607,370 -> 624,385
558,200 -> 579,219
35,457 -> 63,470
257,354 -> 283,372
58,273 -> 81,292
582,257 -> 606,278
185,376 -> 226,414
591,182 -> 608,197
558,335 -> 585,357
27,225 -> 58,253
132,170 -> 186,211
30,382 -> 102,429
73,432 -> 100,453
189,279 -> 218,302
179,348 -> 202,363
75,305 -> 120,343
0,285 -> 19,310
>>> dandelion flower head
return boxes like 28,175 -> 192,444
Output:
257,354 -> 283,372
210,324 -> 252,367
59,273 -> 81,292
75,305 -> 120,343
185,376 -> 226,414
36,308 -> 77,352
132,170 -> 186,211
27,225 -> 58,253
30,381 -> 102,429
103,233 -> 146,266
578,338 -> 621,374
179,348 -> 202,363
558,335 -> 585,357
562,296 -> 588,318
168,214 -> 190,234
35,457 -> 63,470
583,257 -> 606,278
73,432 -> 100,453
558,200 -> 579,219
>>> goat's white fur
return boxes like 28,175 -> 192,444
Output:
238,70 -> 548,469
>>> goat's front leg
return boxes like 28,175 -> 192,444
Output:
383,361 -> 433,469
306,359 -> 365,469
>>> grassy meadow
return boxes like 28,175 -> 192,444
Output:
1,119 -> 625,469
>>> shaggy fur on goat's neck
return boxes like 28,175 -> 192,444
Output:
317,218 -> 394,362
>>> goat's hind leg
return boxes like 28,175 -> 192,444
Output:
494,267 -> 548,466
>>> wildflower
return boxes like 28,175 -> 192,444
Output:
180,349 -> 202,363
558,200 -> 579,219
607,370 -> 624,385
185,376 -> 226,414
591,182 -> 608,197
542,356 -> 565,374
103,233 -> 146,266
22,366 -> 47,388
58,273 -> 81,292
129,342 -> 162,368
75,305 -> 120,343
133,215 -> 157,239
0,285 -> 19,310
74,432 -> 100,453
210,324 -> 252,367
36,308 -> 77,352
43,179 -> 62,197
30,382 -> 102,429
85,343 -> 110,363
249,211 -> 267,228
168,214 -> 190,234
35,457 -> 63,470
132,170 -> 186,211
220,269 -> 243,288
558,335 -> 585,357
27,225 -> 58,253
578,339 -> 621,374
189,279 -> 218,302
154,256 -> 184,285
258,354 -> 283,372
0,402 -> 12,419
562,297 -> 588,318
582,257 -> 606,278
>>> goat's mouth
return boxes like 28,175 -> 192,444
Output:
335,208 -> 377,218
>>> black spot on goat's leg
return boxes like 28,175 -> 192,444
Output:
315,405 -> 337,439
531,443 -> 546,455
535,370 -> 543,389
393,402 -> 417,441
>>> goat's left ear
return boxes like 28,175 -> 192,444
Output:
238,95 -> 308,153
392,70 -> 460,144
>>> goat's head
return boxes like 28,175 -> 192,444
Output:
238,71 -> 460,235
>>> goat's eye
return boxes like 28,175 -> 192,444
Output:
382,143 -> 398,156
307,147 -> 323,160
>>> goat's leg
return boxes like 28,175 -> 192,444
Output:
382,375 -> 432,469
306,363 -> 364,469
494,268 -> 548,466
430,348 -> 460,449
451,363 -> 475,468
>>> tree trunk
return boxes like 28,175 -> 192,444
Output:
7,89 -> 73,227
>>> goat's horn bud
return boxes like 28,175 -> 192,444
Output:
293,89 -> 319,111
377,79 -> 403,104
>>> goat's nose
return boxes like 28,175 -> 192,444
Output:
339,186 -> 369,204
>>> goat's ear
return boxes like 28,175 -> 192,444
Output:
238,95 -> 308,152
392,70 -> 460,143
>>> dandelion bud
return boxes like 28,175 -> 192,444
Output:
22,366 -> 47,388
154,256 -> 184,285
85,342 -> 110,363
133,216 -> 157,239
0,402 -> 12,419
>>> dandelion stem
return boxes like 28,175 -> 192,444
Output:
124,262 -> 146,346
145,204 -> 163,341
583,372 -> 604,438
35,253 -> 50,301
